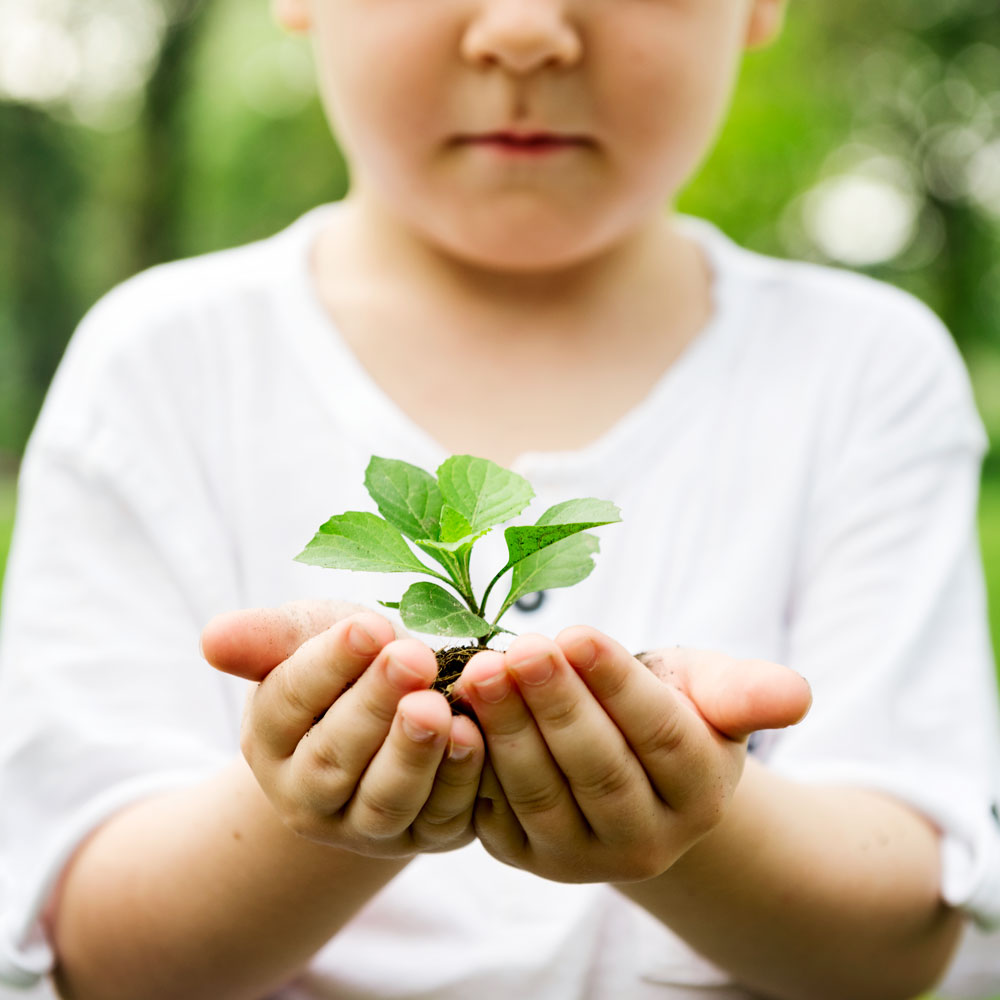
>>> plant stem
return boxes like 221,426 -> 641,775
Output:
490,593 -> 517,629
479,563 -> 513,622
456,547 -> 476,610
416,563 -> 473,605
416,546 -> 476,606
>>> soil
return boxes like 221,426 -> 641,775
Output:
432,642 -> 487,716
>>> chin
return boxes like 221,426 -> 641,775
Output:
417,206 -> 626,276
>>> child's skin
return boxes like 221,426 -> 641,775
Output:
49,1 -> 966,998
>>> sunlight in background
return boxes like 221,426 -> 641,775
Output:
0,0 -> 316,129
0,0 -> 166,128
3,0 -> 999,273
967,140 -> 1000,218
801,156 -> 921,267
783,35 -> 1000,269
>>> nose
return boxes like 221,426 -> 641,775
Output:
461,0 -> 582,75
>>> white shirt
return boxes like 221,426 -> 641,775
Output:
1,204 -> 998,998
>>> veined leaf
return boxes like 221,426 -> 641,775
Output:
417,506 -> 487,555
501,532 -> 601,613
399,582 -> 492,638
297,454 -> 623,645
536,498 -> 622,528
439,505 -> 476,543
436,455 -> 534,534
417,536 -> 485,556
295,512 -> 433,575
504,498 -> 621,566
364,456 -> 443,541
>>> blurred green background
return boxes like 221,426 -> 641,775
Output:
7,0 -> 999,649
0,2 -> 998,998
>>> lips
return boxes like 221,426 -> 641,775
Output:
459,131 -> 591,148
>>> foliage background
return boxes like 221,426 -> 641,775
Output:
0,1 -> 998,995
1,0 -> 999,462
4,0 -> 996,632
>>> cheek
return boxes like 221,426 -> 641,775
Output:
313,10 -> 449,163
592,18 -> 744,171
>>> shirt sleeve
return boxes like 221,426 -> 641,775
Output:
765,293 -> 1000,930
0,286 -> 247,986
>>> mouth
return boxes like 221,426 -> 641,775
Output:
456,131 -> 593,154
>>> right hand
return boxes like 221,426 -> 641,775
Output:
201,600 -> 485,858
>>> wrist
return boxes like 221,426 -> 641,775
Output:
52,757 -> 409,1000
615,758 -> 961,1000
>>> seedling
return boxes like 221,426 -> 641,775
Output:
295,455 -> 621,698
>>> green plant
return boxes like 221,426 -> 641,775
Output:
295,455 -> 621,694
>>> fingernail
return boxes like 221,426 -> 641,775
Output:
401,713 -> 436,743
473,670 -> 511,703
448,742 -> 474,762
385,653 -> 425,689
510,652 -> 554,686
569,638 -> 599,671
347,622 -> 380,656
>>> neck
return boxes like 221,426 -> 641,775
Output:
323,186 -> 698,334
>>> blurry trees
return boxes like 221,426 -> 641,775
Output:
0,102 -> 85,452
810,0 -> 1000,353
137,0 -> 207,268
0,0 -> 347,457
0,0 -> 998,459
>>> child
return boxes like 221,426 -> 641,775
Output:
2,0 -> 999,997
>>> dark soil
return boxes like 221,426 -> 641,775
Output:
432,643 -> 487,716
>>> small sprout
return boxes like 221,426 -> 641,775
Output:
295,454 -> 622,698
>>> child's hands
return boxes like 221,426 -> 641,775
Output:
457,629 -> 811,884
201,601 -> 485,858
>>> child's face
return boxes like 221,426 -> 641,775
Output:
276,0 -> 784,272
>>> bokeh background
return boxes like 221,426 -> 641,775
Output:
9,0 -> 999,656
0,0 -> 998,996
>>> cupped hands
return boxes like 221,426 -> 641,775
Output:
201,602 -> 811,882
457,629 -> 812,883
201,601 -> 485,859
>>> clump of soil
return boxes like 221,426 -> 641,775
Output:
432,643 -> 487,714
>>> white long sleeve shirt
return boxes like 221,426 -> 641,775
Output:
1,204 -> 998,997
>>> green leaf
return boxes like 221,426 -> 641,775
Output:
378,600 -> 401,609
295,512 -> 434,575
399,582 -> 493,638
416,506 -> 488,557
436,455 -> 534,534
414,541 -> 468,577
364,456 -> 443,541
535,498 -> 622,528
418,538 -> 485,556
504,498 -> 621,566
501,533 -> 601,614
439,505 -> 476,544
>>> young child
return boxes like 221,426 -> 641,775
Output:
2,0 -> 999,997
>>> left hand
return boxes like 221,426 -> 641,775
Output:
202,600 -> 485,857
456,628 -> 812,883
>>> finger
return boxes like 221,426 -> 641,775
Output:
504,635 -> 654,843
411,713 -> 485,849
248,612 -> 396,758
341,689 -> 452,841
557,627 -> 723,810
473,758 -> 528,865
636,646 -> 812,741
297,638 -> 438,790
459,649 -> 585,846
202,599 -> 389,681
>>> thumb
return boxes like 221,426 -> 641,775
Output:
642,648 -> 812,742
200,599 -> 401,681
